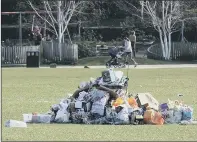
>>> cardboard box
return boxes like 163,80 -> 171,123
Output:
135,93 -> 159,111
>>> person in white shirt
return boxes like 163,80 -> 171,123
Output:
123,33 -> 138,67
129,31 -> 137,57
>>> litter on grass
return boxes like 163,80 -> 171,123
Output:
5,120 -> 27,128
13,69 -> 197,126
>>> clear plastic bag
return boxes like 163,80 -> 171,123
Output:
164,110 -> 175,124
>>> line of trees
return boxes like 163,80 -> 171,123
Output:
2,0 -> 197,60
116,0 -> 197,60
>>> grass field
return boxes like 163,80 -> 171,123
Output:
2,68 -> 197,141
77,56 -> 197,66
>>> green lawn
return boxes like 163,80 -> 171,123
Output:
2,68 -> 197,141
77,56 -> 197,66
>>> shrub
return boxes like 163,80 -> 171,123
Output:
77,41 -> 97,59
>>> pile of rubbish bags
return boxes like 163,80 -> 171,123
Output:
23,69 -> 197,125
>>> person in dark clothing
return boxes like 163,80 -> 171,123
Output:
28,32 -> 34,41
32,26 -> 42,45
34,34 -> 42,45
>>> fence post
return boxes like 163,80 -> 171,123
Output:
171,42 -> 174,60
19,13 -> 22,48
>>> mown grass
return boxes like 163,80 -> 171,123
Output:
77,56 -> 197,66
2,68 -> 197,141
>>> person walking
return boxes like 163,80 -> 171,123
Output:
129,31 -> 137,57
123,33 -> 138,67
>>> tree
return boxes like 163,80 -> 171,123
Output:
15,0 -> 104,42
28,0 -> 91,43
116,0 -> 186,60
179,1 -> 197,42
28,0 -> 93,60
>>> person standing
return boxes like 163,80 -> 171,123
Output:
32,25 -> 42,45
123,33 -> 138,67
129,31 -> 137,57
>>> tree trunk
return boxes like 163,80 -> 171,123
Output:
168,33 -> 172,60
61,24 -> 64,43
181,20 -> 184,42
158,28 -> 166,59
57,0 -> 62,61
161,1 -> 167,60
168,17 -> 172,60
78,20 -> 81,41
163,30 -> 169,60
44,14 -> 47,39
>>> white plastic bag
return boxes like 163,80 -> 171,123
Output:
23,114 -> 32,123
79,82 -> 89,89
55,101 -> 70,123
115,104 -> 129,123
77,91 -> 89,101
114,71 -> 124,82
59,102 -> 69,113
91,95 -> 109,116
167,99 -> 175,109
55,110 -> 70,123
5,120 -> 27,128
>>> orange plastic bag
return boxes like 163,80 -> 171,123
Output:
112,97 -> 124,107
127,97 -> 139,108
143,109 -> 164,125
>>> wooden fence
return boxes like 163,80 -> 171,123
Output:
1,46 -> 39,64
41,41 -> 78,63
147,42 -> 197,61
1,41 -> 78,65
